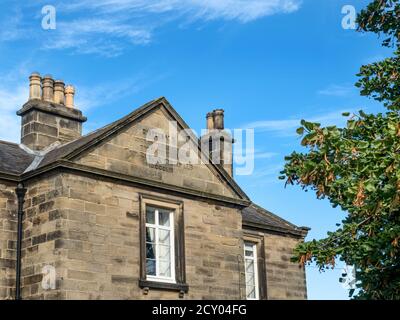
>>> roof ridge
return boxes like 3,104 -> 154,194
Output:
0,139 -> 19,146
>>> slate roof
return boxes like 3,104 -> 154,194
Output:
0,140 -> 34,175
242,203 -> 309,236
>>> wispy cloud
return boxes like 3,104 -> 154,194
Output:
61,0 -> 301,22
237,162 -> 284,186
254,151 -> 279,159
76,71 -> 167,112
0,84 -> 28,143
1,0 -> 302,56
43,19 -> 153,57
318,84 -> 354,97
0,7 -> 26,42
0,60 -> 37,142
235,148 -> 279,160
243,109 -> 355,136
0,60 -> 165,141
251,163 -> 283,179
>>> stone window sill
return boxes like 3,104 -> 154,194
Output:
139,279 -> 189,293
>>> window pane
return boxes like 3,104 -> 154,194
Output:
146,207 -> 155,224
246,272 -> 255,287
146,259 -> 156,276
246,285 -> 256,299
146,227 -> 155,243
245,250 -> 253,257
158,229 -> 170,245
244,242 -> 254,252
146,243 -> 156,259
159,209 -> 170,226
159,244 -> 171,260
144,205 -> 175,281
245,259 -> 254,274
244,242 -> 259,300
159,260 -> 171,277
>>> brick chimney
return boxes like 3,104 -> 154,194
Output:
17,72 -> 87,151
201,109 -> 234,177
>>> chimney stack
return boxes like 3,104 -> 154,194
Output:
17,72 -> 86,151
53,80 -> 65,105
202,109 -> 233,177
42,75 -> 55,102
29,72 -> 41,100
64,85 -> 75,108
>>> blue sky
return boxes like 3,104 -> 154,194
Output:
0,0 -> 391,299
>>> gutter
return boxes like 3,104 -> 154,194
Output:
0,171 -> 20,183
242,221 -> 310,238
15,183 -> 27,300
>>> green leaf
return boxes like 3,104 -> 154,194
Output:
282,0 -> 400,301
296,127 -> 305,135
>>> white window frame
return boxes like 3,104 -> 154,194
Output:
244,241 -> 260,300
145,206 -> 176,284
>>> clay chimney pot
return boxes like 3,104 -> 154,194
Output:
29,72 -> 41,100
64,85 -> 75,108
54,80 -> 65,105
42,75 -> 55,102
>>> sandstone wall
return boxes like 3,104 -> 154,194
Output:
20,174 -> 66,299
1,172 -> 308,300
17,172 -> 243,299
264,233 -> 307,299
0,180 -> 17,299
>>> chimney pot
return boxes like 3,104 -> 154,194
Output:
19,72 -> 86,151
213,109 -> 224,130
29,72 -> 41,100
65,85 -> 75,108
42,75 -> 55,102
206,112 -> 214,130
54,80 -> 65,105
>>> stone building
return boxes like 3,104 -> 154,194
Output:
0,72 -> 309,300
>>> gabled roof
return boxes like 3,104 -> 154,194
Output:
242,203 -> 309,237
0,140 -> 34,175
37,97 -> 161,169
0,96 -> 309,238
30,97 -> 249,201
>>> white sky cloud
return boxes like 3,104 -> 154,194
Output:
0,62 -> 33,142
0,0 -> 302,56
243,109 -> 356,136
62,0 -> 301,22
0,60 -> 164,142
318,84 -> 354,97
0,85 -> 28,143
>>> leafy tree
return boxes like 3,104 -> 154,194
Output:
281,0 -> 400,299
